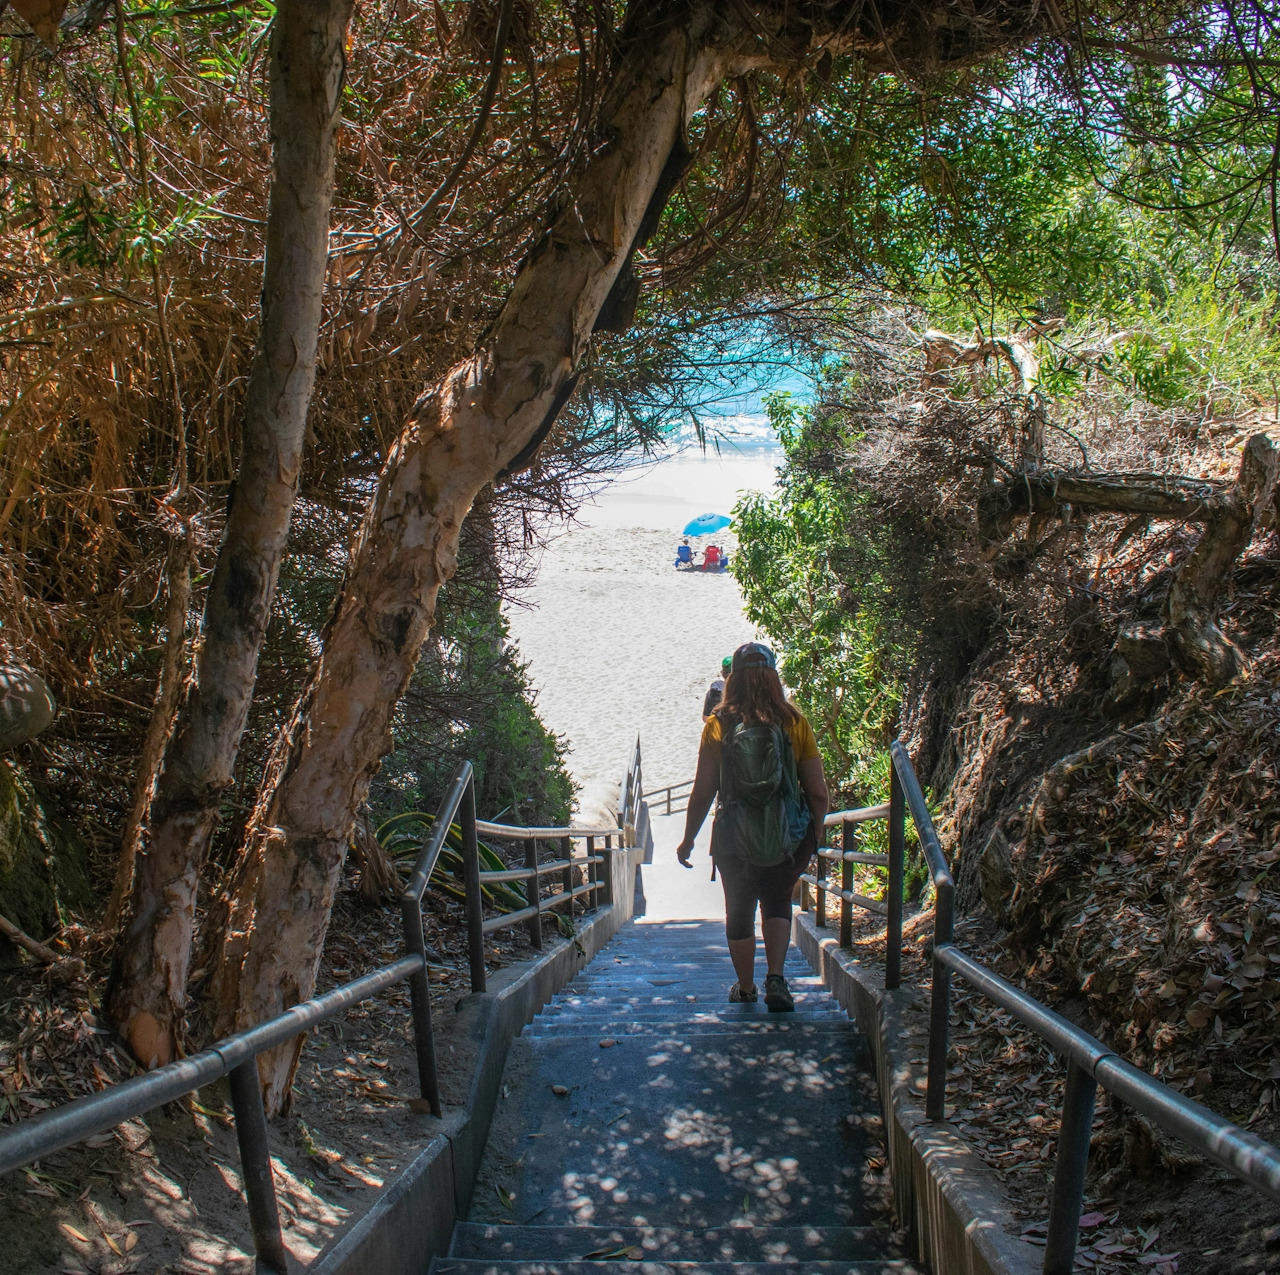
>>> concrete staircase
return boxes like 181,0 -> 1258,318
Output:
434,919 -> 925,1275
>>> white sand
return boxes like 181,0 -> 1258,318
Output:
506,445 -> 779,833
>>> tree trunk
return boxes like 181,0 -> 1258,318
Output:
210,4 -> 739,1116
109,0 -> 354,1070
1165,434 -> 1278,686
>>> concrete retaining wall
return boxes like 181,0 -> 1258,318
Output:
794,912 -> 1037,1275
310,842 -> 646,1275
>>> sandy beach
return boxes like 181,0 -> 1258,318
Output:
505,439 -> 779,840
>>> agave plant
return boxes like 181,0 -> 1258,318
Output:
376,811 -> 530,913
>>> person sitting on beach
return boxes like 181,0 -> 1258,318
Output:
702,544 -> 721,570
702,656 -> 732,722
675,540 -> 693,567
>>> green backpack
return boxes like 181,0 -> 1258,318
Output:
715,718 -> 809,867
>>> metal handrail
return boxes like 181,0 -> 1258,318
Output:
478,853 -> 603,883
481,880 -> 598,935
799,799 -> 902,968
464,797 -> 623,976
824,801 -> 891,826
886,739 -> 1280,1275
648,775 -> 693,816
0,737 -> 615,1274
0,956 -> 420,1178
816,846 -> 889,867
620,736 -> 644,830
0,757 -> 486,1274
651,777 -> 694,791
477,819 -> 625,840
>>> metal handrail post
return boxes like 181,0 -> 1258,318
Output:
816,840 -> 827,928
926,908 -> 956,1120
525,840 -> 542,950
887,767 -> 905,990
561,836 -> 574,917
400,895 -> 440,1115
461,777 -> 486,993
1042,1061 -> 1099,1275
840,820 -> 854,948
228,1060 -> 289,1275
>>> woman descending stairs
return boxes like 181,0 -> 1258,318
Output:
434,919 -> 926,1275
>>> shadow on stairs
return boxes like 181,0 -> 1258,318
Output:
432,919 -> 926,1274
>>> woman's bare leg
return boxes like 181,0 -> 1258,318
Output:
762,917 -> 791,976
728,937 -> 756,989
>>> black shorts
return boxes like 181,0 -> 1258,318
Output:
713,822 -> 816,941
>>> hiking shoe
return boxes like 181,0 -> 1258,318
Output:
764,973 -> 794,1013
729,981 -> 759,1003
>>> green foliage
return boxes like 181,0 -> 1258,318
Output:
733,393 -> 909,807
41,188 -> 123,269
38,186 -> 222,271
0,759 -> 93,943
371,595 -> 575,830
376,811 -> 529,912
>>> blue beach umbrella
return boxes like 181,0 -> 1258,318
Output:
682,512 -> 732,536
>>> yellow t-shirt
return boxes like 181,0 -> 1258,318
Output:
700,711 -> 820,769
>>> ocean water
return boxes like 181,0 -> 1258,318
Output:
505,438 -> 781,825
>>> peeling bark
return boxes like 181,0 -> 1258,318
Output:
1165,434 -> 1278,686
109,0 -> 354,1070
207,0 -> 1056,1115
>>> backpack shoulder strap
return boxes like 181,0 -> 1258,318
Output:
716,711 -> 741,802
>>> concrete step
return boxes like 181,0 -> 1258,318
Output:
529,1012 -> 846,1028
553,984 -> 829,996
526,1013 -> 847,1028
524,1023 -> 852,1040
538,997 -> 839,1014
432,1260 -> 924,1275
558,982 -> 828,998
450,1223 -> 909,1263
468,1032 -> 877,1231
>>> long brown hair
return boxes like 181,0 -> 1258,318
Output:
715,665 -> 800,729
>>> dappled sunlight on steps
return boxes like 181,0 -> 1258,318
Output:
432,919 -> 925,1275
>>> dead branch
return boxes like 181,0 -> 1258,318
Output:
977,470 -> 1218,549
1164,434 -> 1279,686
0,910 -> 61,962
922,320 -> 1064,393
